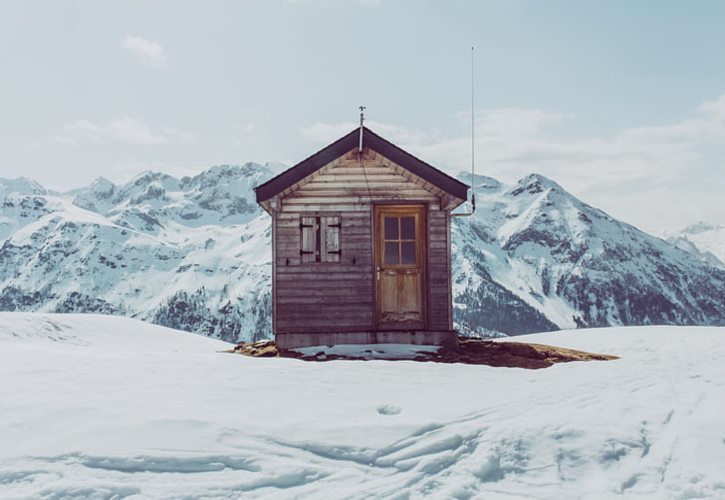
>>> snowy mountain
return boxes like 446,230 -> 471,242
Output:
452,174 -> 725,336
0,166 -> 274,342
665,222 -> 725,269
2,312 -> 724,498
1,166 -> 725,341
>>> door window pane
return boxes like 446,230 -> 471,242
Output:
384,217 -> 398,239
400,216 -> 415,239
401,242 -> 416,264
384,242 -> 399,264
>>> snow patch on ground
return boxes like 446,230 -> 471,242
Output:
292,343 -> 441,360
1,313 -> 724,498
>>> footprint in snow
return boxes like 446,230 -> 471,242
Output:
377,405 -> 402,416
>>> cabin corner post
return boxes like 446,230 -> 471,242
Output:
446,209 -> 453,331
271,210 -> 277,338
425,202 -> 433,330
369,204 -> 377,334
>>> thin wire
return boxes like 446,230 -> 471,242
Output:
358,106 -> 374,203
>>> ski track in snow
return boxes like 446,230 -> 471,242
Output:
1,314 -> 724,499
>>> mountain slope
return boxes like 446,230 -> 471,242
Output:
0,166 -> 273,342
451,173 -> 725,335
1,167 -> 724,341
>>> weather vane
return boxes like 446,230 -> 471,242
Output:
358,105 -> 366,157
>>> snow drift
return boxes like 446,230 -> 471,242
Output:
1,313 -> 724,498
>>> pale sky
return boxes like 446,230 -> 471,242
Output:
1,0 -> 724,234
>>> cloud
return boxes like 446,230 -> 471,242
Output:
699,94 -> 725,118
300,101 -> 724,191
298,95 -> 725,233
56,117 -> 168,146
122,36 -> 166,67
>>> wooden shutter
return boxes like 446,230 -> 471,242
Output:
322,216 -> 341,263
300,217 -> 317,263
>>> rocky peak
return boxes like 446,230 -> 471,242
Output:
457,172 -> 503,193
0,177 -> 47,198
88,177 -> 116,198
507,173 -> 563,198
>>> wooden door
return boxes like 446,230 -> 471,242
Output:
374,205 -> 426,330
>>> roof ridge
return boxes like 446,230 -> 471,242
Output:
255,125 -> 469,203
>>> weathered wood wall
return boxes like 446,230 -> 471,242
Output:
272,147 -> 452,334
275,209 -> 374,333
427,205 -> 452,330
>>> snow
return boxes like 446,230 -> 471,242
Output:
0,168 -> 273,342
667,222 -> 725,268
1,313 -> 724,498
292,343 -> 441,359
451,172 -> 725,335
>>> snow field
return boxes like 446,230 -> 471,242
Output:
1,313 -> 724,498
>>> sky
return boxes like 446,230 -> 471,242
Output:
1,0 -> 724,235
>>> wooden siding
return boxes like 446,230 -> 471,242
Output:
272,147 -> 453,335
275,147 -> 445,213
275,210 -> 374,333
427,205 -> 451,330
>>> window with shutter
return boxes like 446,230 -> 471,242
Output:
299,215 -> 341,263
322,216 -> 340,263
300,216 -> 317,263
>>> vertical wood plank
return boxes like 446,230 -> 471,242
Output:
272,213 -> 277,335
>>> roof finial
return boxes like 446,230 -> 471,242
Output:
358,105 -> 366,156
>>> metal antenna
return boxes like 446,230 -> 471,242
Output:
358,105 -> 366,155
470,46 -> 476,212
451,46 -> 476,218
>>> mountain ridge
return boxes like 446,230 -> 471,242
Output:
1,165 -> 724,341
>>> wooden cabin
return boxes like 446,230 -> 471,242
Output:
255,126 -> 469,349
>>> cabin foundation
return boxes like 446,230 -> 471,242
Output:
275,330 -> 459,350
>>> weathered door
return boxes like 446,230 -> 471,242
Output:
374,205 -> 426,330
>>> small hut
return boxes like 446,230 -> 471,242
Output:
255,123 -> 469,349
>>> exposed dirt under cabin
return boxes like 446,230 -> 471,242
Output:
227,337 -> 617,369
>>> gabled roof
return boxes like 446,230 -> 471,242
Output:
254,126 -> 469,203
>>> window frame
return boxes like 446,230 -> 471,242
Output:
380,212 -> 420,269
299,214 -> 341,264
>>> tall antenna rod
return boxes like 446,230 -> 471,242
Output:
452,46 -> 476,218
470,45 -> 475,207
